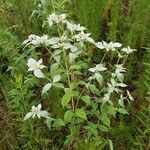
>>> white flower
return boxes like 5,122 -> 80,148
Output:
95,41 -> 122,51
23,34 -> 54,46
24,104 -> 49,120
47,13 -> 66,27
88,64 -> 107,84
51,42 -> 70,49
32,35 -> 53,46
95,42 -> 104,49
27,58 -> 45,78
121,46 -> 136,54
107,78 -> 127,93
72,31 -> 95,43
113,64 -> 126,82
69,52 -> 79,62
48,37 -> 60,45
50,36 -> 69,49
103,93 -> 110,102
66,22 -> 86,32
53,50 -> 62,62
22,34 -> 37,45
88,64 -> 107,73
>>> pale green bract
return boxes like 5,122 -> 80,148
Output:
27,58 -> 45,78
47,13 -> 66,27
24,104 -> 49,120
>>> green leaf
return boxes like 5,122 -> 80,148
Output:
117,108 -> 129,114
84,125 -> 98,136
70,65 -> 81,70
64,110 -> 73,123
99,125 -> 109,132
53,74 -> 61,83
50,63 -> 59,74
54,83 -> 64,89
50,63 -> 62,77
61,89 -> 73,107
109,140 -> 114,150
107,105 -> 116,117
117,73 -> 124,82
88,84 -> 100,95
42,83 -> 52,95
101,114 -> 110,127
118,99 -> 124,107
75,109 -> 87,120
46,118 -> 53,129
53,119 -> 65,127
81,96 -> 91,105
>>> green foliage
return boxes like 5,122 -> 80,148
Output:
131,105 -> 150,150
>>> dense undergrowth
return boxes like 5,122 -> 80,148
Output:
0,0 -> 150,149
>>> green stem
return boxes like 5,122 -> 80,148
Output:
100,51 -> 107,63
123,55 -> 129,65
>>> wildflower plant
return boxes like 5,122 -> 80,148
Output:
23,2 -> 135,147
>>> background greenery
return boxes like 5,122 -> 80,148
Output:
0,0 -> 149,149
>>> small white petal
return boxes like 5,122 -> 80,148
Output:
48,38 -> 60,45
38,58 -> 43,65
70,46 -> 78,53
40,110 -> 49,118
40,65 -> 46,69
24,112 -> 33,120
95,42 -> 104,49
34,69 -> 45,78
32,106 -> 36,111
114,42 -> 122,47
37,112 -> 42,118
103,94 -> 110,101
96,64 -> 107,71
37,103 -> 42,110
69,53 -> 78,62
22,39 -> 29,45
27,58 -> 37,68
118,83 -> 127,87
88,67 -> 96,73
87,37 -> 95,44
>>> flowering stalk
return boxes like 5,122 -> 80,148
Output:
22,6 -> 136,146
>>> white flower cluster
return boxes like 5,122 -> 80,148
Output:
23,12 -> 135,121
95,41 -> 136,54
23,35 -> 60,46
103,64 -> 134,102
72,31 -> 95,44
95,41 -> 122,51
47,13 -> 66,26
27,58 -> 45,78
66,22 -> 86,32
24,104 -> 49,120
88,64 -> 107,84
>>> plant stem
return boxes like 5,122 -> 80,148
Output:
100,51 -> 107,63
